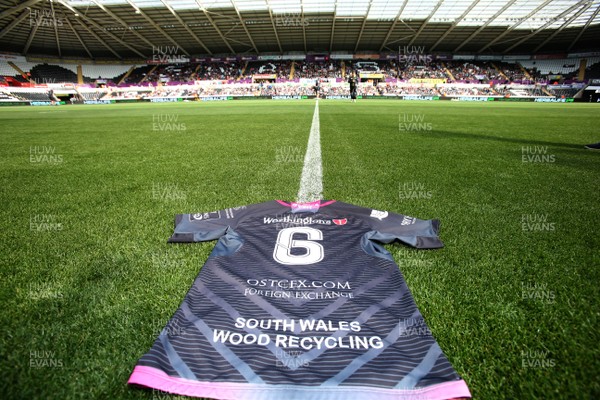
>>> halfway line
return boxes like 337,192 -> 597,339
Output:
297,100 -> 323,203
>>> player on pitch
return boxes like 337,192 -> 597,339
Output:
348,71 -> 358,103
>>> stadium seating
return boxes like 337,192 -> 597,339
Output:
399,62 -> 446,80
0,89 -> 19,101
545,86 -> 582,98
81,64 -> 133,81
2,58 -> 598,87
29,63 -> 78,84
7,60 -> 39,76
439,86 -> 497,96
0,61 -> 30,83
120,65 -> 155,85
1,56 -> 598,102
302,61 -> 345,79
0,61 -> 17,77
11,91 -> 53,101
517,59 -> 580,76
489,61 -> 526,82
77,91 -> 104,100
145,63 -> 197,84
245,61 -> 290,79
583,58 -> 600,79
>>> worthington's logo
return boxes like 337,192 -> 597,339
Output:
264,216 -> 332,226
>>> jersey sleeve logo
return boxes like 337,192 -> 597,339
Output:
333,218 -> 347,225
401,216 -> 416,225
191,211 -> 221,221
370,210 -> 389,220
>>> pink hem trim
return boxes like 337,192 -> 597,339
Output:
128,365 -> 470,400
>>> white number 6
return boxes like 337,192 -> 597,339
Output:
273,227 -> 324,265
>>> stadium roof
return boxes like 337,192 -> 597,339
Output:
0,0 -> 599,60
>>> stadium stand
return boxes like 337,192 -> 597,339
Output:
585,60 -> 600,80
444,61 -> 485,82
29,63 -> 78,84
443,61 -> 529,83
497,61 -> 537,82
439,85 -> 497,96
76,91 -> 102,100
120,65 -> 155,85
546,86 -> 582,98
195,61 -> 243,81
0,61 -> 16,76
9,61 -> 41,76
2,55 -> 600,102
517,59 -> 580,76
0,88 -> 19,101
353,61 -> 381,74
11,91 -> 53,101
245,61 -> 290,80
389,85 -> 439,96
294,61 -> 342,79
376,60 -> 401,78
3,58 -> 600,86
81,64 -> 133,82
400,62 -> 446,80
0,61 -> 29,83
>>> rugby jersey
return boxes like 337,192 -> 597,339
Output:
128,200 -> 471,400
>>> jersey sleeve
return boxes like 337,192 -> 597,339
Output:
363,208 -> 443,249
167,206 -> 248,243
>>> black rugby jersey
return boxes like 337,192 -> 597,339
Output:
129,200 -> 470,400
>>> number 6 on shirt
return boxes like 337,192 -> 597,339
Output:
273,226 -> 324,265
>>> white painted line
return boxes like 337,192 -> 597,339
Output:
297,100 -> 323,203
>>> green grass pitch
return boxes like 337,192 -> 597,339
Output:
0,100 -> 598,399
